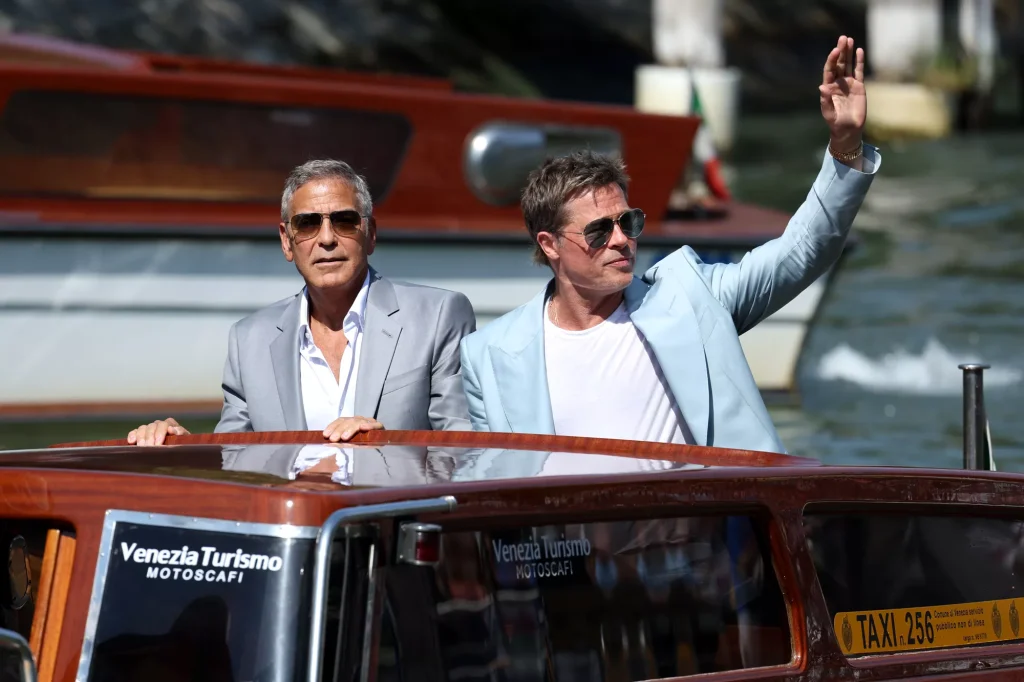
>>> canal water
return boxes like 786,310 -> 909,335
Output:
3,113 -> 1024,471
737,115 -> 1024,471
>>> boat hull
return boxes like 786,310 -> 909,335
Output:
0,236 -> 829,416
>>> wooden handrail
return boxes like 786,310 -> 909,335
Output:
49,429 -> 820,469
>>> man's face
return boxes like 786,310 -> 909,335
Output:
538,183 -> 637,296
278,178 -> 375,291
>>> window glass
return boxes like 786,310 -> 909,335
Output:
0,90 -> 411,204
804,512 -> 1024,656
83,520 -> 315,682
380,514 -> 791,681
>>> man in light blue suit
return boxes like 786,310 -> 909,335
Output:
459,36 -> 879,458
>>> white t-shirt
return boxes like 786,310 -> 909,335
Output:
543,299 -> 695,447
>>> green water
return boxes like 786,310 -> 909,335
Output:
0,418 -> 221,451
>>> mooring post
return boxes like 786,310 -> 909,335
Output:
959,363 -> 990,470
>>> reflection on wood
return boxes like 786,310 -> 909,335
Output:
50,429 -> 819,468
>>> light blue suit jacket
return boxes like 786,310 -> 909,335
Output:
459,146 -> 880,459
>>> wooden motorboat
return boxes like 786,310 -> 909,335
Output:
0,33 -> 844,419
0,366 -> 1004,681
0,433 -> 1012,680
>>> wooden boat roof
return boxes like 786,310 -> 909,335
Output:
0,33 -> 792,245
0,429 -> 1014,492
8,429 -> 1024,682
16,430 -> 818,491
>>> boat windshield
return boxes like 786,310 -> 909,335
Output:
377,512 -> 791,680
805,509 -> 1024,657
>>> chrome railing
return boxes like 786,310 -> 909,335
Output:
0,628 -> 37,682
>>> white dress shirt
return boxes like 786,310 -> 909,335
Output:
290,446 -> 353,485
291,271 -> 371,483
297,270 -> 370,430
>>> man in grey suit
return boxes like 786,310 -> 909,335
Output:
128,159 -> 476,446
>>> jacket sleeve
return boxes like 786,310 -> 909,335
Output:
696,145 -> 881,334
427,291 -> 477,431
459,338 -> 490,431
214,322 -> 253,433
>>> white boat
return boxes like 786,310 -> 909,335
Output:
0,34 -> 842,418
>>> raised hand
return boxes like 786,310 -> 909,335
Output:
820,35 -> 866,152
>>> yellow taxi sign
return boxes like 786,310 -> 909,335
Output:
836,598 -> 1023,655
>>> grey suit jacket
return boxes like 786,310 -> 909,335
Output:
214,268 -> 476,432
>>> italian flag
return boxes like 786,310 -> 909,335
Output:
689,74 -> 731,202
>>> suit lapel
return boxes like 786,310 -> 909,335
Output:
490,286 -> 555,434
270,295 -> 307,431
354,271 -> 402,419
626,277 -> 711,446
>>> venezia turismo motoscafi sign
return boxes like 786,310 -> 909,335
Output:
118,539 -> 286,583
79,514 -> 316,682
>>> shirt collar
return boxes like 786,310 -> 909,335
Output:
298,269 -> 372,347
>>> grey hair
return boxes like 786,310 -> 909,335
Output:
280,159 -> 374,222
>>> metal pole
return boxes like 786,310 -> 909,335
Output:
959,363 -> 989,470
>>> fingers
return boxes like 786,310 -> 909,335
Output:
133,422 -> 162,446
824,36 -> 861,89
823,47 -> 840,85
323,416 -> 385,443
127,418 -> 188,446
835,35 -> 846,77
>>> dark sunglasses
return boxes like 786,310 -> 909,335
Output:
288,210 -> 367,241
565,208 -> 645,249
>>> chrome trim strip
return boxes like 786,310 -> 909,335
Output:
358,542 -> 377,682
0,627 -> 37,682
75,509 -> 319,682
306,496 -> 457,682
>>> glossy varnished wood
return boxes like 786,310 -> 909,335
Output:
39,533 -> 74,682
29,528 -> 60,662
0,60 -> 698,237
50,429 -> 820,468
5,431 -> 1024,680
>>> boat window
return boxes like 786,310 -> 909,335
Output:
378,513 -> 791,681
79,515 -> 319,682
0,89 -> 411,204
803,511 -> 1024,657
